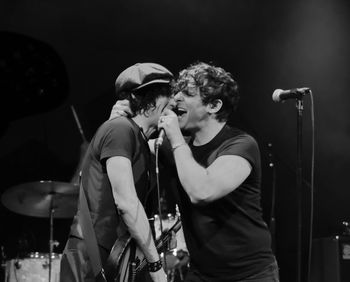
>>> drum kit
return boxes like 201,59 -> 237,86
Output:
1,180 -> 79,282
153,211 -> 190,282
0,183 -> 189,282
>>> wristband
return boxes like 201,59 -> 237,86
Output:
147,259 -> 163,272
172,142 -> 186,152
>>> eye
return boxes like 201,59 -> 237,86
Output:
182,89 -> 195,97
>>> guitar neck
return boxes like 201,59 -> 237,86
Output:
136,217 -> 182,272
155,217 -> 181,251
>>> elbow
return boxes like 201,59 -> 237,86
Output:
187,181 -> 221,205
190,197 -> 206,205
115,197 -> 138,215
184,180 -> 214,205
189,191 -> 213,205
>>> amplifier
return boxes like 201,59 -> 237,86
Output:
311,236 -> 350,282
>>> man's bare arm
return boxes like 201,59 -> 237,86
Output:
106,156 -> 166,281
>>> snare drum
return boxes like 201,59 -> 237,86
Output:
5,252 -> 61,282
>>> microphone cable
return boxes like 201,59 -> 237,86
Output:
155,143 -> 168,277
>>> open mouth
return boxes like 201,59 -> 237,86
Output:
173,107 -> 187,117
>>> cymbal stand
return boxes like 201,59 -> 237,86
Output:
70,105 -> 87,143
48,193 -> 55,282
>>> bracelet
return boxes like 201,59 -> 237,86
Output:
147,259 -> 163,272
172,142 -> 186,152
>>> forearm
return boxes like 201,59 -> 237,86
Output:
118,199 -> 160,263
172,143 -> 212,203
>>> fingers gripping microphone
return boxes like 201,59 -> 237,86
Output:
272,87 -> 310,102
155,107 -> 181,148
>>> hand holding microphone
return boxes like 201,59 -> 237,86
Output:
156,108 -> 184,149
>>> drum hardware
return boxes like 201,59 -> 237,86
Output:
153,206 -> 189,281
1,106 -> 84,281
14,260 -> 21,269
1,245 -> 6,281
1,181 -> 79,218
69,105 -> 90,185
5,252 -> 62,282
1,246 -> 6,264
1,180 -> 79,281
342,221 -> 350,236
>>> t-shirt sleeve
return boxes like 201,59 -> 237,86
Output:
99,120 -> 135,166
218,134 -> 260,169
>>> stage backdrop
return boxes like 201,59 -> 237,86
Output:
1,0 -> 349,281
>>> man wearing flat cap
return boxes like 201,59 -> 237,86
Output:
60,63 -> 174,282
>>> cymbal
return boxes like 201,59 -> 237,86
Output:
1,180 -> 79,218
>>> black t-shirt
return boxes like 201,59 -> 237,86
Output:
69,117 -> 151,251
161,125 -> 275,281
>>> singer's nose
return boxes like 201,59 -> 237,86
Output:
174,91 -> 184,102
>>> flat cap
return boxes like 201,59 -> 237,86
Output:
115,63 -> 173,95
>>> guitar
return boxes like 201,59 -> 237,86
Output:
104,217 -> 182,282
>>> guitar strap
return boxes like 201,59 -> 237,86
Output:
128,241 -> 137,282
79,181 -> 107,282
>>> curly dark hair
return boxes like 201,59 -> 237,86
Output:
117,83 -> 172,116
173,62 -> 239,122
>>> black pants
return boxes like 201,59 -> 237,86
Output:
184,260 -> 279,282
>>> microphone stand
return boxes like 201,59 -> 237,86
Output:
296,98 -> 303,282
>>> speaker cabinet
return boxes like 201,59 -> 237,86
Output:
311,236 -> 350,282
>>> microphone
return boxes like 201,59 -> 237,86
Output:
155,107 -> 181,148
155,129 -> 165,148
272,87 -> 310,102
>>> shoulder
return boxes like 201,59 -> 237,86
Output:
99,117 -> 136,135
222,127 -> 258,149
217,127 -> 260,166
103,117 -> 133,129
93,118 -> 138,149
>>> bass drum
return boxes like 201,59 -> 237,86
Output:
5,252 -> 61,282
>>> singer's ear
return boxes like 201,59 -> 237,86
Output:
207,99 -> 223,114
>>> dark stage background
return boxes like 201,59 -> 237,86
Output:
1,0 -> 350,281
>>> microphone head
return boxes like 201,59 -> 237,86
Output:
272,89 -> 283,102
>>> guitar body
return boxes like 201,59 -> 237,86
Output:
104,233 -> 147,282
104,217 -> 182,282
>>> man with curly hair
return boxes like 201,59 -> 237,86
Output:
112,62 -> 279,281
